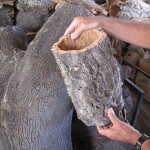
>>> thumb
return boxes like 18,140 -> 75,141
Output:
107,108 -> 120,125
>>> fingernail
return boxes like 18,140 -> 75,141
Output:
109,107 -> 114,114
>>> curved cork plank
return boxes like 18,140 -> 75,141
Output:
0,26 -> 27,149
1,3 -> 94,150
108,0 -> 150,19
56,0 -> 108,15
52,29 -> 124,126
0,26 -> 28,63
16,0 -> 56,11
0,6 -> 14,27
16,10 -> 54,33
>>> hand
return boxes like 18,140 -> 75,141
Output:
97,108 -> 142,145
64,17 -> 101,40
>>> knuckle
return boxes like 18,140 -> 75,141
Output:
74,17 -> 80,22
80,23 -> 86,29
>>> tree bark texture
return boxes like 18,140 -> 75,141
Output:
0,0 -> 15,7
108,0 -> 150,19
16,0 -> 55,33
16,10 -> 54,33
16,0 -> 56,11
0,26 -> 28,150
0,26 -> 28,63
55,0 -> 108,15
1,2 -> 95,150
0,6 -> 14,27
119,0 -> 150,19
52,29 -> 124,126
0,26 -> 27,103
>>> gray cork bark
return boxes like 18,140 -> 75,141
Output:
52,30 -> 124,126
0,6 -> 14,27
119,0 -> 150,19
16,10 -> 54,33
1,3 -> 95,150
0,26 -> 28,150
16,0 -> 56,11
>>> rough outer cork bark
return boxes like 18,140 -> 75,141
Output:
55,0 -> 108,15
0,26 -> 27,107
0,26 -> 28,63
108,0 -> 150,19
0,6 -> 14,27
16,10 -> 54,33
0,51 -> 25,150
16,0 -> 56,11
119,0 -> 150,19
0,26 -> 27,149
52,29 -> 124,126
0,0 -> 15,7
1,3 -> 96,150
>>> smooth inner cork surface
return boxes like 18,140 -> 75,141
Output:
53,29 -> 105,52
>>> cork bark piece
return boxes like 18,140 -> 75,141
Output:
0,26 -> 27,149
0,26 -> 28,63
55,0 -> 108,15
0,6 -> 14,27
16,10 -> 53,33
1,3 -> 95,150
52,29 -> 124,126
16,0 -> 56,11
119,0 -> 150,19
107,0 -> 150,18
0,0 -> 15,7
0,25 -> 27,104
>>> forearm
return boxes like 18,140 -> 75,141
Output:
97,17 -> 150,49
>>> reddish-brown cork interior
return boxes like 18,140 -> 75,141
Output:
57,29 -> 103,51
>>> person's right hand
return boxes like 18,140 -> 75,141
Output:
64,17 -> 100,40
97,108 -> 142,145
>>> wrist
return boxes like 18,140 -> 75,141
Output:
130,132 -> 142,145
97,16 -> 106,29
134,134 -> 150,150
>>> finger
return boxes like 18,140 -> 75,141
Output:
108,108 -> 119,125
64,25 -> 75,36
64,19 -> 77,36
97,126 -> 109,137
70,27 -> 84,40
